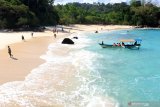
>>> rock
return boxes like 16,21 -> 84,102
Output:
95,31 -> 98,33
62,38 -> 74,44
73,36 -> 78,39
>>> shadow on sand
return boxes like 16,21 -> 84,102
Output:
11,56 -> 18,60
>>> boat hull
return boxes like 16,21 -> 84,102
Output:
99,43 -> 140,49
99,43 -> 122,48
124,44 -> 141,50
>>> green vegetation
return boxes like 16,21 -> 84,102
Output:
0,0 -> 160,29
55,1 -> 160,27
0,0 -> 59,29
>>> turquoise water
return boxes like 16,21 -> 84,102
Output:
83,29 -> 160,107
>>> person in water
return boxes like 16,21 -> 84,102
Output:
8,46 -> 13,58
113,43 -> 116,46
118,43 -> 121,46
122,42 -> 125,46
116,43 -> 119,46
134,41 -> 137,45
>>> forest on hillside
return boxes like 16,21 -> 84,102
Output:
0,0 -> 59,29
55,1 -> 160,27
0,0 -> 160,29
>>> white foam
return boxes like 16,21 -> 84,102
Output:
87,96 -> 119,107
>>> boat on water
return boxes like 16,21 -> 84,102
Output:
99,39 -> 142,49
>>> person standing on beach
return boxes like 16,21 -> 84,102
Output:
22,35 -> 25,41
54,34 -> 56,38
53,28 -> 56,33
8,46 -> 13,58
31,32 -> 33,37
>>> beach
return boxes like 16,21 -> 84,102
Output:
0,25 -> 133,85
0,30 -> 65,83
0,25 -> 134,107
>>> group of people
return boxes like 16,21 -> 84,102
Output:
53,28 -> 58,33
22,32 -> 34,41
101,41 -> 125,47
8,32 -> 34,58
53,28 -> 59,38
113,42 -> 125,47
7,29 -> 59,58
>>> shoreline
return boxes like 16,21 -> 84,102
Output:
0,30 -> 69,85
0,24 -> 133,85
0,36 -> 53,84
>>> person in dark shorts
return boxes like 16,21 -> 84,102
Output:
8,46 -> 13,58
54,34 -> 56,38
22,35 -> 25,41
31,32 -> 33,37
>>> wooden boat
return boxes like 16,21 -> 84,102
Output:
99,39 -> 142,50
99,43 -> 123,48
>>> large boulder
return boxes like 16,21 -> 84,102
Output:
62,38 -> 74,44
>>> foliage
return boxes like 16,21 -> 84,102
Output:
55,1 -> 160,27
1,0 -> 160,29
0,0 -> 59,29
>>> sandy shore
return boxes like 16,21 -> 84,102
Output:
0,25 -> 133,85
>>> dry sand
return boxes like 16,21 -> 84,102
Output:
0,25 -> 133,84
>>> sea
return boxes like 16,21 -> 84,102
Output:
0,29 -> 160,107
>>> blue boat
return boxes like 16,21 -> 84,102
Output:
99,39 -> 142,49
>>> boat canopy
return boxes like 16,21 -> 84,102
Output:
120,39 -> 142,43
135,39 -> 142,42
120,39 -> 135,42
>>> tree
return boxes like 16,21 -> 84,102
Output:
130,0 -> 141,7
0,0 -> 59,29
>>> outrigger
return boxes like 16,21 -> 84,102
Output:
99,39 -> 142,50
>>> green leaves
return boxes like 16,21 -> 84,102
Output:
55,1 -> 160,27
131,3 -> 159,26
0,0 -> 58,29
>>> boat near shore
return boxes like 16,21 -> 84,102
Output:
99,39 -> 142,50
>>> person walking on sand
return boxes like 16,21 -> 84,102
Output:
22,35 -> 25,41
8,46 -> 13,58
54,34 -> 56,38
31,32 -> 33,37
